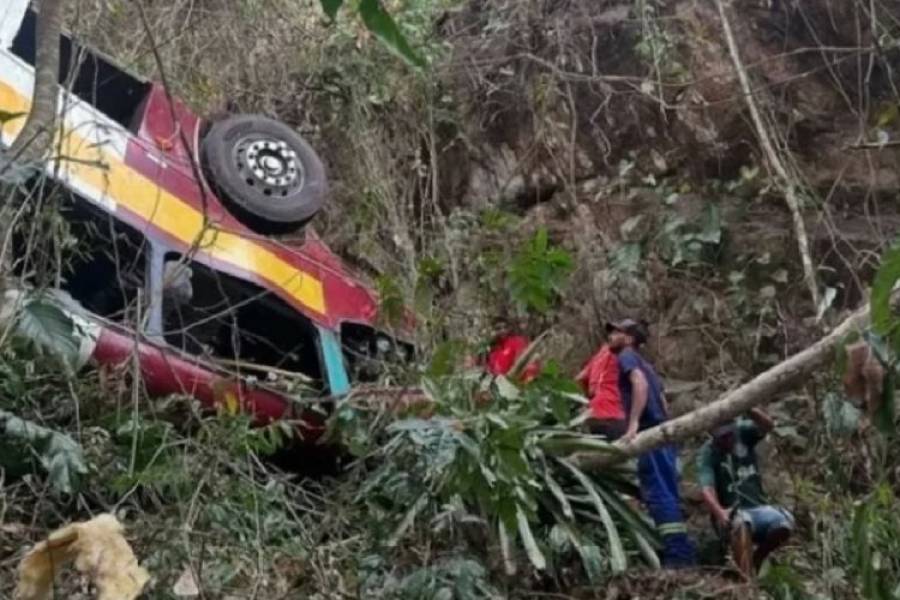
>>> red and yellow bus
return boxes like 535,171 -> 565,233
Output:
0,1 -> 413,433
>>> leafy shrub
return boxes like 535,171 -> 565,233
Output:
331,368 -> 660,586
507,228 -> 574,315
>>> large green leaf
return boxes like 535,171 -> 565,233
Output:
387,493 -> 429,547
823,393 -> 862,437
0,410 -> 87,494
536,433 -> 622,456
319,0 -> 343,20
552,517 -> 604,583
507,228 -> 574,314
850,497 -> 897,600
543,470 -> 573,519
558,459 -> 627,573
862,332 -> 895,435
359,0 -> 426,69
612,243 -> 643,273
592,480 -> 660,547
591,480 -> 661,567
696,203 -> 722,244
516,505 -> 547,571
498,519 -> 517,576
16,298 -> 80,366
428,340 -> 466,377
629,529 -> 662,569
870,243 -> 900,352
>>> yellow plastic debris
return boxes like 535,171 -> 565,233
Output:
15,513 -> 150,600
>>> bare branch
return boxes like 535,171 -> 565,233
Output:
715,0 -> 821,311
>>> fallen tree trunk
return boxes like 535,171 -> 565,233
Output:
575,307 -> 870,470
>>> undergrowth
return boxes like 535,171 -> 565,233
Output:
3,0 -> 900,598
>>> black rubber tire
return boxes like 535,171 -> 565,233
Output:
201,114 -> 327,234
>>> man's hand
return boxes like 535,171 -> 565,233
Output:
714,506 -> 731,529
701,486 -> 731,530
622,423 -> 639,442
747,407 -> 774,434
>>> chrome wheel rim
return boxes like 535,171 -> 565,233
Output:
233,136 -> 305,198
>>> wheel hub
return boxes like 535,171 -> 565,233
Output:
234,136 -> 305,198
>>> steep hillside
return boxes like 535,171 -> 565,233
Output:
75,0 -> 900,380
2,0 -> 900,597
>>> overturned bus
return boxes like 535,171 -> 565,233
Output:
0,1 -> 413,436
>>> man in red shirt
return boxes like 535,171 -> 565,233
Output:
486,333 -> 541,383
577,344 -> 627,439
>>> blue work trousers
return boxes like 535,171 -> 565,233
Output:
637,444 -> 697,568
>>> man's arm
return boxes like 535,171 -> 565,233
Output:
624,368 -> 648,440
576,364 -> 590,391
844,342 -> 885,423
700,487 -> 730,528
746,407 -> 774,436
696,443 -> 729,528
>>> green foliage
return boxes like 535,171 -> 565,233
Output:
377,274 -> 406,327
359,0 -> 427,68
13,295 -> 81,367
871,243 -> 900,350
333,370 -> 658,582
428,339 -> 468,378
633,0 -> 686,81
611,242 -> 643,273
507,228 -> 574,314
656,201 -> 723,268
819,237 -> 900,595
606,180 -> 725,277
822,393 -> 862,438
759,563 -> 811,600
847,485 -> 900,600
867,248 -> 900,436
360,556 -> 502,599
318,0 -> 426,68
0,409 -> 88,494
320,0 -> 344,20
106,409 -> 295,497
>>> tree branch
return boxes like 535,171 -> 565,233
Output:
715,0 -> 821,311
1,0 -> 68,282
8,0 -> 67,160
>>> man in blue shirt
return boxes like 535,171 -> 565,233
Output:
607,318 -> 697,568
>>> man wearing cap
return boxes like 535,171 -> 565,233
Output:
696,408 -> 794,577
607,318 -> 697,568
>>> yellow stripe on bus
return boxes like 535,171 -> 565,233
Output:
0,82 -> 326,315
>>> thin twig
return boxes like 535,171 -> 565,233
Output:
846,140 -> 900,150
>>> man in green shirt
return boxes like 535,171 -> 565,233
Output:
696,408 -> 794,577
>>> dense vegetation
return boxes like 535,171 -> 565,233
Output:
2,0 -> 900,598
